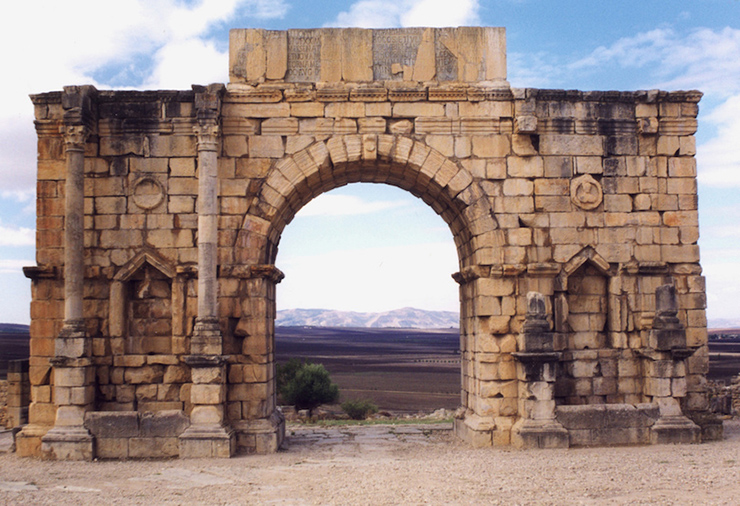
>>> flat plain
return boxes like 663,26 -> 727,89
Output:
276,326 -> 461,413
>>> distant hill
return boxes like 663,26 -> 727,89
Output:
276,307 -> 459,329
0,323 -> 29,334
708,318 -> 740,330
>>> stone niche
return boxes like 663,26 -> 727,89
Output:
18,26 -> 719,460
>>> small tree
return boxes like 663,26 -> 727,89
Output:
276,358 -> 305,403
282,362 -> 339,417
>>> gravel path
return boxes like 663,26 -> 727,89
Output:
1,420 -> 739,505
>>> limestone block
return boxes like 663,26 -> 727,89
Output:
326,102 -> 365,118
130,437 -> 180,458
472,135 -> 510,158
502,178 -> 533,196
191,367 -> 224,384
96,438 -> 130,459
85,411 -> 139,438
668,157 -> 697,177
226,103 -> 290,118
261,118 -> 299,136
125,366 -> 165,385
366,102 -> 391,117
507,156 -> 543,178
657,136 -> 679,156
265,31 -> 288,80
190,405 -> 225,425
139,410 -> 190,437
393,103 -> 444,117
575,156 -> 602,175
191,384 -> 225,405
249,136 -> 285,158
55,367 -> 89,388
291,103 -> 324,117
163,365 -> 190,384
425,135 -> 454,157
540,135 -> 604,156
459,101 -> 512,118
358,117 -> 386,133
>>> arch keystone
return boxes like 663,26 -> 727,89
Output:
362,134 -> 377,162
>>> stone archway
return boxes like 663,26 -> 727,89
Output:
19,26 -> 716,460
228,135 -> 506,450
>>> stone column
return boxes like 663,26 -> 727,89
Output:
511,292 -> 568,448
192,112 -> 222,355
41,87 -> 96,460
643,284 -> 701,444
179,84 -> 235,458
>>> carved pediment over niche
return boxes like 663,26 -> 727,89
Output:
556,246 -> 612,292
113,249 -> 176,282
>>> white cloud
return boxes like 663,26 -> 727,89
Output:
0,259 -> 33,274
0,222 -> 35,247
400,0 -> 480,27
701,258 -> 740,321
330,0 -> 480,28
0,0 -> 289,195
697,95 -> 740,187
144,38 -> 229,89
569,27 -> 740,96
295,194 -> 409,217
277,242 -> 459,313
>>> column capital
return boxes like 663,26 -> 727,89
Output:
194,121 -> 220,152
60,124 -> 90,153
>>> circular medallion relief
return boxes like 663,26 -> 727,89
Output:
132,177 -> 165,210
570,174 -> 603,211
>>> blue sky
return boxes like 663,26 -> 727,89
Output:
0,0 -> 739,324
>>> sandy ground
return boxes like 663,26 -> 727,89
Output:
1,421 -> 740,505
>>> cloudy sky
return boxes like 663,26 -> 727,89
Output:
0,0 -> 738,324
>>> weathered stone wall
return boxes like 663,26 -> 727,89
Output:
19,27 -> 714,459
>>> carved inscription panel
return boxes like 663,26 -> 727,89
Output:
435,28 -> 459,82
372,29 -> 423,80
285,29 -> 321,82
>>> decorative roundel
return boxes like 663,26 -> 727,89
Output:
570,174 -> 603,211
132,177 -> 165,210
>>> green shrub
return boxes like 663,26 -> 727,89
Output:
281,362 -> 339,416
341,399 -> 378,420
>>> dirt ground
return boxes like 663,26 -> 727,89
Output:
1,420 -> 739,505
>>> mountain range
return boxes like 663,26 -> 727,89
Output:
276,307 -> 459,329
2,315 -> 740,332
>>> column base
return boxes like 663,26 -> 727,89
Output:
232,409 -> 285,454
40,426 -> 93,461
453,412 -> 494,448
179,425 -> 235,458
15,424 -> 50,457
511,419 -> 569,449
650,416 -> 701,444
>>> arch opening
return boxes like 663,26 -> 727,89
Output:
273,183 -> 462,417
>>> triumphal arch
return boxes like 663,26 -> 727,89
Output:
18,27 -> 719,459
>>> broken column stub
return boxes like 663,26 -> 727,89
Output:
519,291 -> 554,352
229,27 -> 507,85
512,292 -> 567,449
649,284 -> 687,351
